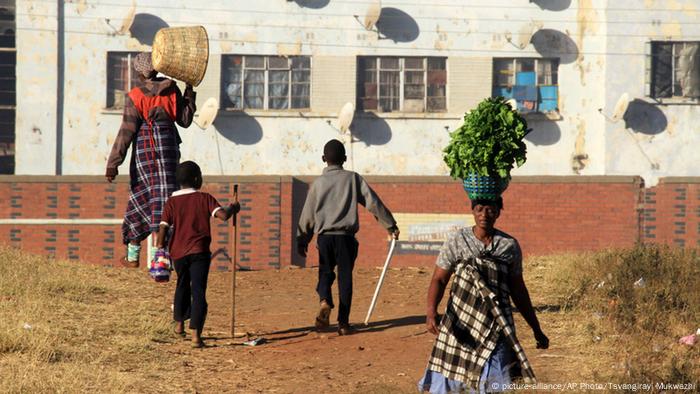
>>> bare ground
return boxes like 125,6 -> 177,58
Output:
153,262 -> 611,393
0,249 -> 625,394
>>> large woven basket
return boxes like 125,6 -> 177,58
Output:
463,173 -> 509,201
152,26 -> 209,87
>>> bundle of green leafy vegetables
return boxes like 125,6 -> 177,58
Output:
443,97 -> 529,180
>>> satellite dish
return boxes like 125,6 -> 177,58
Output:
103,0 -> 135,36
364,0 -> 382,30
119,1 -> 137,35
611,93 -> 630,122
194,97 -> 219,130
337,102 -> 355,133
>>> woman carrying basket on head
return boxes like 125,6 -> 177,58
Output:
418,196 -> 549,394
105,52 -> 197,268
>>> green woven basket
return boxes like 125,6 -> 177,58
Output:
462,173 -> 509,200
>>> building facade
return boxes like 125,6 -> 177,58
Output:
8,0 -> 699,186
2,1 -> 700,268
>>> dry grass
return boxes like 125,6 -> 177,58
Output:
535,244 -> 700,388
0,246 -> 176,394
1,244 -> 698,393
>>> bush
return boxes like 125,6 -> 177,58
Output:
556,244 -> 700,385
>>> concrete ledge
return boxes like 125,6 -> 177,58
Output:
509,175 -> 642,184
0,175 -> 645,184
659,177 -> 700,184
0,175 -> 291,184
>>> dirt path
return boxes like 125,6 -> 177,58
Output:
152,263 -> 610,393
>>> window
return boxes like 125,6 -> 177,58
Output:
221,55 -> 311,110
357,57 -> 446,113
492,58 -> 559,113
0,1 -> 14,174
106,52 -> 139,109
649,41 -> 700,99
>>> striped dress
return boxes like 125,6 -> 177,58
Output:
106,78 -> 196,244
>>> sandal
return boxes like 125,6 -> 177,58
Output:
315,300 -> 332,330
173,323 -> 186,338
192,339 -> 205,348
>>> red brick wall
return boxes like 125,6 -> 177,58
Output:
1,175 -> 696,270
641,178 -> 700,248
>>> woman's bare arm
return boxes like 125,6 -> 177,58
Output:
426,267 -> 452,335
508,274 -> 549,349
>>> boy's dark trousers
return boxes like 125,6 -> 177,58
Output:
173,252 -> 211,330
316,234 -> 359,325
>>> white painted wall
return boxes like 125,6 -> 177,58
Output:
604,0 -> 700,186
13,0 -> 699,184
15,1 -> 58,174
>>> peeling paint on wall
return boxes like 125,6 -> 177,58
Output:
11,1 -> 697,180
575,0 -> 599,86
434,25 -> 450,51
75,0 -> 88,15
277,40 -> 303,56
660,20 -> 683,38
490,33 -> 506,49
572,117 -> 589,174
30,126 -> 42,144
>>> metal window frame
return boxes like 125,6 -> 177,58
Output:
365,56 -> 446,113
492,57 -> 559,114
0,46 -> 16,112
402,57 -> 427,112
224,55 -> 311,111
650,40 -> 700,100
106,51 -> 138,109
493,57 -> 557,87
376,57 -> 401,112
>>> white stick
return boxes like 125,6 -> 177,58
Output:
364,238 -> 397,325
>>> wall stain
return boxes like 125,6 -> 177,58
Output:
31,126 -> 42,144
572,117 -> 589,174
75,0 -> 88,15
434,24 -> 450,50
575,0 -> 598,86
277,40 -> 302,56
490,33 -> 506,49
660,20 -> 682,37
220,41 -> 232,53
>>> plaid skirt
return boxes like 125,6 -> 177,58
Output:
122,120 -> 179,244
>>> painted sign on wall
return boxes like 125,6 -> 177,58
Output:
393,213 -> 474,255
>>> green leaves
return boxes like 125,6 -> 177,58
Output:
443,97 -> 528,180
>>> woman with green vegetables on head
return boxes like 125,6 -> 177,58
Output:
418,98 -> 549,394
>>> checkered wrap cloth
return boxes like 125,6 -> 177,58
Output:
121,120 -> 179,244
427,255 -> 536,388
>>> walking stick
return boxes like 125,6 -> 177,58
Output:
364,238 -> 397,325
230,184 -> 239,338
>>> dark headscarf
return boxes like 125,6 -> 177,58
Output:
133,52 -> 156,79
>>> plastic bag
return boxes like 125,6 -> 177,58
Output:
149,249 -> 172,283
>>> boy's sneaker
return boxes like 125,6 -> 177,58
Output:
314,300 -> 332,329
338,323 -> 355,336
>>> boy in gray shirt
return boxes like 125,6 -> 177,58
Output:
297,139 -> 400,335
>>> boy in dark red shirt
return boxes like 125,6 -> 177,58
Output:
155,161 -> 238,348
